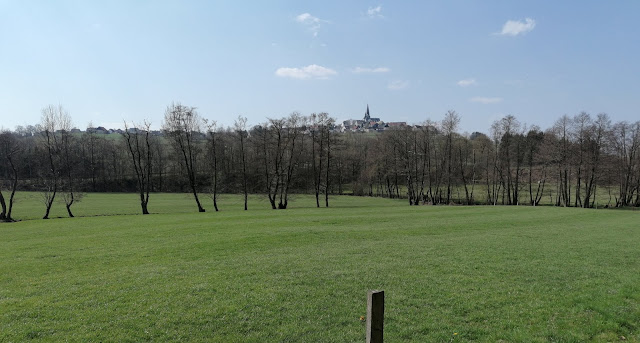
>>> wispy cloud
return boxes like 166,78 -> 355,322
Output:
275,64 -> 337,80
457,78 -> 477,87
351,67 -> 390,74
296,13 -> 322,24
367,5 -> 384,19
470,96 -> 503,104
388,80 -> 409,90
497,18 -> 536,36
296,13 -> 328,37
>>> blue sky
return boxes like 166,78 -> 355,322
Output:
1,1 -> 639,133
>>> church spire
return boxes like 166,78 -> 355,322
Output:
364,104 -> 370,121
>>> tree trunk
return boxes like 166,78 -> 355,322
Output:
0,191 -> 6,220
66,202 -> 75,218
193,189 -> 205,212
242,139 -> 248,211
43,190 -> 56,220
325,131 -> 331,208
141,200 -> 149,215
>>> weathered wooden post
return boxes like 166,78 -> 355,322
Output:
366,290 -> 384,343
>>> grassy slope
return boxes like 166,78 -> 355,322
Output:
1,194 -> 639,342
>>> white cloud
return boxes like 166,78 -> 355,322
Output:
275,64 -> 337,80
457,78 -> 477,87
497,18 -> 536,36
296,13 -> 321,24
296,13 -> 327,37
388,80 -> 409,90
470,96 -> 503,104
367,5 -> 384,19
351,67 -> 390,74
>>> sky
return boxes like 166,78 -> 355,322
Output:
1,1 -> 639,134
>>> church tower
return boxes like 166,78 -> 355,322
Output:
364,104 -> 371,121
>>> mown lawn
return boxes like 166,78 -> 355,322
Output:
1,194 -> 639,342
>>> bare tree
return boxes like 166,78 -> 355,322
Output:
205,120 -> 220,211
442,110 -> 460,203
581,113 -> 610,208
456,133 -> 477,205
59,117 -> 79,217
122,121 -> 154,214
281,113 -> 304,209
84,122 -> 99,191
420,121 -> 438,204
234,116 -> 249,210
163,102 -> 205,212
572,112 -> 591,207
524,127 -> 545,206
551,115 -> 573,206
492,115 -> 527,205
258,113 -> 303,209
39,105 -> 72,219
611,120 -> 640,207
310,113 -> 333,207
0,131 -> 21,221
324,116 -> 335,207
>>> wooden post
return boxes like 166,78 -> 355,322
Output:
366,290 -> 384,343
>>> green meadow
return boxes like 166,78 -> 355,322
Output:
1,193 -> 639,342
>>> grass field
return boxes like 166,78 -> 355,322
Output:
1,193 -> 639,342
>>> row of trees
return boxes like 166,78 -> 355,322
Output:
1,103 -> 639,221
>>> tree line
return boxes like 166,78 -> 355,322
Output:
1,103 -> 639,221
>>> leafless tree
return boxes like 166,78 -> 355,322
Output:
0,131 -> 21,221
310,113 -> 333,207
550,115 -> 573,206
456,133 -> 477,205
234,116 -> 249,210
83,122 -> 99,191
39,105 -> 72,219
59,117 -> 79,217
258,113 -> 304,209
492,115 -> 525,205
420,121 -> 438,204
581,113 -> 610,207
281,113 -> 304,209
163,102 -> 205,212
442,110 -> 460,203
524,127 -> 545,206
122,121 -> 154,214
205,119 -> 220,211
571,112 -> 591,207
610,120 -> 640,206
324,117 -> 334,207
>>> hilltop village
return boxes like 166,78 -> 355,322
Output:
339,105 -> 407,132
14,105 -> 407,136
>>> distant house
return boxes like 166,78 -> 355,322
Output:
385,122 -> 407,128
87,126 -> 109,134
342,119 -> 365,128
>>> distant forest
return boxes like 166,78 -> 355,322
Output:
1,103 -> 639,221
